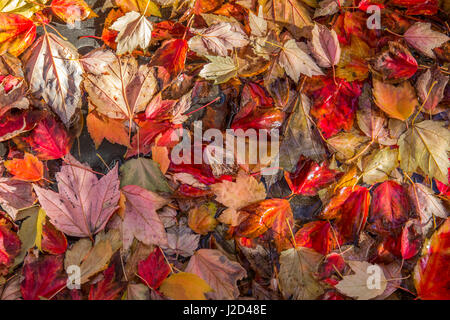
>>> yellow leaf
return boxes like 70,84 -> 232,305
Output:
0,0 -> 48,18
159,272 -> 212,300
35,208 -> 46,251
188,202 -> 218,235
372,79 -> 418,121
151,145 -> 170,174
115,0 -> 161,17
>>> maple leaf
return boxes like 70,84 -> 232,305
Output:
51,0 -> 97,25
199,55 -> 237,84
335,261 -> 387,300
278,39 -> 323,82
33,156 -> 120,238
372,79 -> 418,121
211,171 -> 266,226
4,153 -> 43,182
22,31 -> 83,127
188,22 -> 248,57
309,23 -> 341,68
399,120 -> 450,182
89,265 -> 124,300
368,181 -> 410,236
159,272 -> 212,300
414,218 -> 450,299
83,52 -> 157,121
20,254 -> 66,300
122,184 -> 169,250
404,22 -> 449,58
279,247 -> 324,300
0,12 -> 36,57
185,249 -> 246,300
111,11 -> 153,55
137,247 -> 171,289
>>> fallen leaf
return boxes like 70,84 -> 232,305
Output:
138,247 -> 170,289
279,247 -> 324,300
0,12 -> 36,57
120,157 -> 171,193
22,31 -> 83,126
309,23 -> 341,68
33,156 -> 120,238
188,202 -> 218,235
199,55 -> 237,84
278,39 -> 324,82
185,249 -> 246,299
122,185 -> 169,250
399,120 -> 450,182
159,272 -> 212,300
404,22 -> 449,58
111,11 -> 153,54
372,79 -> 418,121
51,0 -> 97,25
335,261 -> 387,300
4,153 -> 43,182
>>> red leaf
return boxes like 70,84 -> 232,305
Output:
285,156 -> 341,196
0,12 -> 36,57
401,220 -> 422,260
233,199 -> 291,238
89,265 -> 123,300
307,77 -> 362,138
138,247 -> 171,289
152,21 -> 188,41
41,221 -> 68,255
150,39 -> 188,78
0,214 -> 20,275
414,218 -> 450,299
22,113 -> 72,160
392,0 -> 438,15
231,109 -> 285,131
369,42 -> 418,81
294,220 -> 337,255
20,254 -> 66,300
0,110 -> 37,142
368,181 -> 410,236
320,186 -> 370,244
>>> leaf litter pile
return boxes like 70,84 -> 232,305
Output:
0,0 -> 449,301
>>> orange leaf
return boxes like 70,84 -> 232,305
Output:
233,199 -> 291,238
150,39 -> 188,78
86,111 -> 130,149
372,79 -> 418,120
4,153 -> 43,182
0,13 -> 36,57
51,0 -> 98,24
